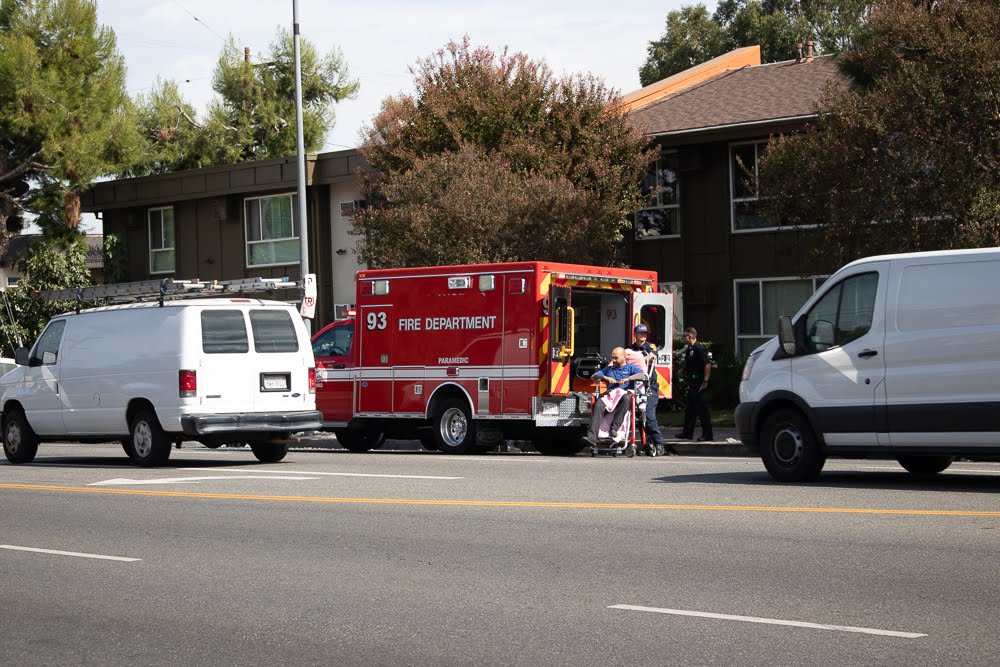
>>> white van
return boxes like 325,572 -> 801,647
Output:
737,248 -> 1000,481
1,295 -> 320,467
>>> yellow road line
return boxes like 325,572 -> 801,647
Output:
1,483 -> 998,516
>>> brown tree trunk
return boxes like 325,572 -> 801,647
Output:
64,191 -> 80,228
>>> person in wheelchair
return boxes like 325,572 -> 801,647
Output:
583,347 -> 647,446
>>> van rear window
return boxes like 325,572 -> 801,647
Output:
249,310 -> 299,353
201,311 -> 249,354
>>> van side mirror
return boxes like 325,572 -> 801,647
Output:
778,316 -> 796,355
14,347 -> 29,366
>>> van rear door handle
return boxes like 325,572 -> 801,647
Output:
858,349 -> 878,358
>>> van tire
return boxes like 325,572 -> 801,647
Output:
3,409 -> 39,464
760,409 -> 825,482
897,455 -> 953,476
433,398 -> 477,454
251,442 -> 289,463
128,409 -> 171,467
335,429 -> 386,453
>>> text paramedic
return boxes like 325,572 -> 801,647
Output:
399,316 -> 497,331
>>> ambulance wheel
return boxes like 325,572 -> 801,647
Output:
335,429 -> 386,453
251,442 -> 289,463
896,455 -> 953,476
760,409 -> 824,482
128,409 -> 172,467
433,399 -> 477,454
3,408 -> 38,464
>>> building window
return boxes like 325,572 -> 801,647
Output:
148,207 -> 175,274
636,152 -> 680,239
6,276 -> 19,287
731,141 -> 774,231
245,194 -> 300,267
734,277 -> 826,357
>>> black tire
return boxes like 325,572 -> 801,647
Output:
3,409 -> 39,464
760,409 -> 825,482
251,442 -> 289,463
897,455 -> 953,477
432,398 -> 477,454
121,439 -> 133,460
334,429 -> 386,453
127,409 -> 171,467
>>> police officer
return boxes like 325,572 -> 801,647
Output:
675,326 -> 714,441
628,323 -> 667,456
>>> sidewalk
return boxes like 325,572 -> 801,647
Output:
292,427 -> 750,456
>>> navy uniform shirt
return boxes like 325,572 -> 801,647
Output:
627,341 -> 659,388
684,342 -> 711,382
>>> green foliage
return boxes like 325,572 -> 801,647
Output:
671,338 -> 743,410
0,233 -> 92,356
758,0 -> 1000,266
640,0 -> 871,85
0,0 -> 139,239
354,37 -> 656,268
127,30 -> 358,175
103,232 -> 127,284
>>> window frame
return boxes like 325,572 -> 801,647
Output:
148,206 -> 176,275
729,140 -> 821,234
733,276 -> 827,356
244,193 -> 300,268
635,150 -> 681,240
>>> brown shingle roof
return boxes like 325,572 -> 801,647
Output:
629,55 -> 844,136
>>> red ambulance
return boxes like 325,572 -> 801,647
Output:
311,261 -> 673,454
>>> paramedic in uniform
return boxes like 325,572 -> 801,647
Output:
628,323 -> 667,455
584,347 -> 646,446
675,326 -> 714,441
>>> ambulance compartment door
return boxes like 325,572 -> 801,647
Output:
357,306 -> 393,413
547,285 -> 573,395
632,292 -> 674,399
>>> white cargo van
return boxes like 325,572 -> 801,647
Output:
737,248 -> 1000,481
1,279 -> 321,467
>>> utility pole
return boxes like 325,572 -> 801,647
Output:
292,0 -> 314,327
293,0 -> 309,279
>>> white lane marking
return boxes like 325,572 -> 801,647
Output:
190,468 -> 463,480
0,544 -> 140,562
609,604 -> 926,639
88,475 -> 319,486
429,456 -> 547,463
859,465 -> 1000,475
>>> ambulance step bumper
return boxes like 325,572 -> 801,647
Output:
181,411 -> 323,435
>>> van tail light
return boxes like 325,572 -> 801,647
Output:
308,367 -> 316,394
179,369 -> 197,397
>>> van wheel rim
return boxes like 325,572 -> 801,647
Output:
772,425 -> 803,466
440,408 -> 467,447
133,422 -> 153,458
5,424 -> 20,454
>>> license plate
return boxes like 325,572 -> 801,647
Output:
261,373 -> 290,391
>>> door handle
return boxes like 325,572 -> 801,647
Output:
857,349 -> 878,358
333,363 -> 346,369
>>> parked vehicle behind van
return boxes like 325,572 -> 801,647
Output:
737,248 -> 1000,481
1,279 -> 321,467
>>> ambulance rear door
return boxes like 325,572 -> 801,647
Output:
633,292 -> 674,399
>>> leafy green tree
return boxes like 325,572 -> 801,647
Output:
0,233 -> 92,356
640,0 -> 871,85
758,0 -> 1000,266
639,5 -> 727,86
129,30 -> 359,175
0,0 -> 139,243
354,38 -> 655,268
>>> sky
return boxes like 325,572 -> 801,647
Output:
94,0 -> 701,153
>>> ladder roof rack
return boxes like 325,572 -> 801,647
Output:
37,277 -> 302,309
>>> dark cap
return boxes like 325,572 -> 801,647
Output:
634,324 -> 649,333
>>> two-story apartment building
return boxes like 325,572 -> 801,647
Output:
82,46 -> 845,353
624,46 -> 844,355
